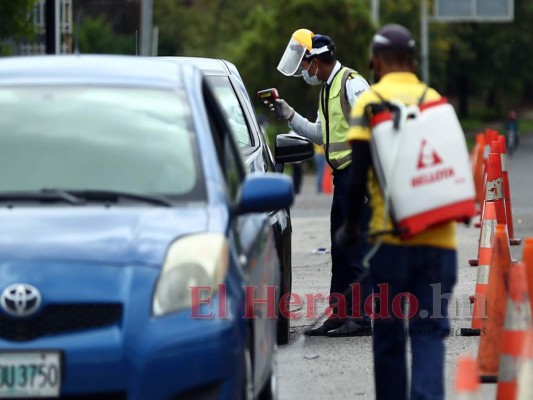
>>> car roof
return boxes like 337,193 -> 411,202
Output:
159,56 -> 232,76
0,55 -> 186,89
160,56 -> 253,104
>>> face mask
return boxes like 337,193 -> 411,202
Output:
302,61 -> 321,85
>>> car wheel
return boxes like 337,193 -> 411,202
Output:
277,268 -> 291,345
243,338 -> 254,400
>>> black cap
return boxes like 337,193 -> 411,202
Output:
371,24 -> 415,55
312,34 -> 335,51
303,34 -> 335,58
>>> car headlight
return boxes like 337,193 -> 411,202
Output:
152,233 -> 229,317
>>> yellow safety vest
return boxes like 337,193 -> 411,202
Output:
318,66 -> 359,171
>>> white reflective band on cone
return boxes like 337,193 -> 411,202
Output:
277,38 -> 307,77
499,354 -> 519,382
501,153 -> 508,172
480,219 -> 496,248
517,360 -> 533,400
504,298 -> 532,331
457,394 -> 481,400
484,145 -> 491,159
486,178 -> 503,201
476,264 -> 490,285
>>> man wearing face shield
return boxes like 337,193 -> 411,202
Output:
275,29 -> 372,337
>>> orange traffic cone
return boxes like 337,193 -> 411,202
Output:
497,135 -> 521,246
455,355 -> 481,399
483,129 -> 499,179
496,262 -> 532,398
486,149 -> 507,227
523,238 -> 533,316
474,130 -> 495,228
322,165 -> 333,194
462,202 -> 497,336
477,224 -> 512,383
516,329 -> 533,400
469,152 -> 505,267
473,133 -> 486,210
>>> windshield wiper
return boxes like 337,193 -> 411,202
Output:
0,189 -> 85,205
0,189 -> 173,207
68,190 -> 173,207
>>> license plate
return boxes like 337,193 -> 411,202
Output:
0,352 -> 61,398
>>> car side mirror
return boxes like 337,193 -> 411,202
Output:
235,173 -> 293,215
274,133 -> 315,173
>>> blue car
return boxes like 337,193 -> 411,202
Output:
159,56 -> 315,345
0,55 -> 296,399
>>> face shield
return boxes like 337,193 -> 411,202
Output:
277,38 -> 308,77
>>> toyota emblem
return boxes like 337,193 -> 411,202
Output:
0,284 -> 42,317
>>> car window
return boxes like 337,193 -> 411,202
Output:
202,80 -> 246,201
0,86 -> 204,200
205,76 -> 252,148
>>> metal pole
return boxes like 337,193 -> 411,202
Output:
55,0 -> 61,54
140,0 -> 153,56
421,0 -> 429,84
151,26 -> 159,57
45,0 -> 56,54
371,0 -> 380,26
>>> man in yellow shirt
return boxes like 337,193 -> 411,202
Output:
337,24 -> 457,400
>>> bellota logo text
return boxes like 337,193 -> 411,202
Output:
411,167 -> 455,187
417,139 -> 442,169
188,284 -> 487,321
412,139 -> 456,187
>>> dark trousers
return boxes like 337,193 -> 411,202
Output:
329,167 -> 371,322
370,244 -> 457,400
292,163 -> 302,194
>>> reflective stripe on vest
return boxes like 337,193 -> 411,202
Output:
319,66 -> 360,170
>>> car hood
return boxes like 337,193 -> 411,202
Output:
0,206 -> 217,267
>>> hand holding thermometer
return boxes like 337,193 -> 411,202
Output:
257,88 -> 284,120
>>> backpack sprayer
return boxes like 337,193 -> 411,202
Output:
257,88 -> 284,120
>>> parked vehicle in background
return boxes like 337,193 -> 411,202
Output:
0,55 -> 303,399
160,56 -> 315,345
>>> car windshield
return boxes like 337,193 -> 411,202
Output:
206,76 -> 252,148
0,86 -> 204,201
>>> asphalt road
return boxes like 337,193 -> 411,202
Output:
277,133 -> 533,399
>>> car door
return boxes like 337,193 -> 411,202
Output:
202,78 -> 278,394
207,72 -> 293,344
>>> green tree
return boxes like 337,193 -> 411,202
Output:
75,15 -> 135,55
443,0 -> 533,116
153,0 -> 533,122
225,0 -> 374,130
0,0 -> 37,55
